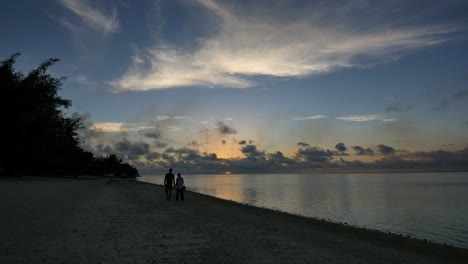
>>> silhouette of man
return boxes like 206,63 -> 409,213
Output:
164,168 -> 175,201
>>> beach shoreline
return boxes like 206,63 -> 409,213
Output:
1,177 -> 467,263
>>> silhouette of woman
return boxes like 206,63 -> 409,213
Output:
175,173 -> 185,201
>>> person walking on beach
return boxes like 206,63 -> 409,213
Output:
164,168 -> 175,201
175,173 -> 185,201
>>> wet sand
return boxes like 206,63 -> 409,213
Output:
1,177 -> 467,263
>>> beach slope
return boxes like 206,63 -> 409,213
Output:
0,177 -> 466,263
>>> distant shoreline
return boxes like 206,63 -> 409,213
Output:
142,169 -> 468,176
1,177 -> 467,263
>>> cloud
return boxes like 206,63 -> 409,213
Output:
72,74 -> 95,86
267,151 -> 296,165
139,125 -> 162,139
452,89 -> 468,99
145,151 -> 162,161
460,121 -> 468,129
217,121 -> 237,134
335,142 -> 347,152
431,99 -> 450,111
111,0 -> 457,91
292,115 -> 327,121
188,140 -> 200,147
167,126 -> 182,132
241,144 -> 265,160
345,147 -> 468,171
385,103 -> 401,112
91,122 -> 129,132
352,146 -> 375,156
376,144 -> 396,156
110,138 -> 150,160
156,115 -> 170,121
336,114 -> 398,122
102,139 -> 468,174
238,140 -> 247,145
155,115 -> 189,121
297,142 -> 310,148
59,0 -> 119,34
154,141 -> 167,148
295,144 -> 338,164
73,112 -> 99,139
90,122 -> 146,133
382,118 -> 399,122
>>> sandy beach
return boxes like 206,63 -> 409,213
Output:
1,177 -> 467,264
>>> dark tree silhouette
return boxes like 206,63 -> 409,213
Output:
0,53 -> 139,177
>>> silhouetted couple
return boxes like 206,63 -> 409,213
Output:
164,168 -> 185,201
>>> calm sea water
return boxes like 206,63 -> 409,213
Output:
138,172 -> 468,249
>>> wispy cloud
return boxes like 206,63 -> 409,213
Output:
292,115 -> 327,121
167,126 -> 182,131
59,0 -> 119,34
156,116 -> 170,121
91,122 -> 145,132
431,99 -> 450,111
155,115 -> 189,121
111,0 -> 457,91
452,88 -> 468,99
382,118 -> 399,122
336,115 -> 398,122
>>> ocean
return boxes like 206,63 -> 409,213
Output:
138,172 -> 468,249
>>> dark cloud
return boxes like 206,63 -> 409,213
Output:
452,89 -> 468,100
125,141 -> 468,174
91,138 -> 151,161
114,138 -> 150,159
295,145 -> 337,164
217,121 -> 237,134
74,112 -> 100,142
146,151 -> 161,161
376,144 -> 395,156
410,148 -> 468,162
95,143 -> 114,155
347,147 -> 468,171
431,99 -> 450,111
267,151 -> 295,165
139,125 -> 162,139
385,103 -> 401,112
222,140 -> 226,144
165,147 -> 202,160
297,142 -> 310,147
335,142 -> 347,152
239,140 -> 247,145
352,146 -> 375,156
241,144 -> 265,160
188,140 -> 199,147
460,121 -> 468,129
154,141 -> 167,148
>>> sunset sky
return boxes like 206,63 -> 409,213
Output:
1,0 -> 468,173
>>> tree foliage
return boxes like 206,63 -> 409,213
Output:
0,53 -> 138,177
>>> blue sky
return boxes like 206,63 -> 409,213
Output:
1,0 -> 468,173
